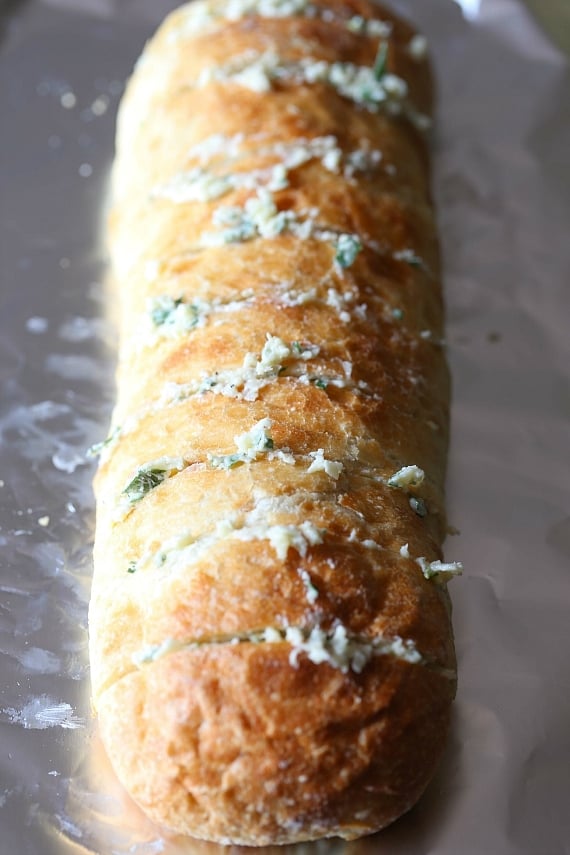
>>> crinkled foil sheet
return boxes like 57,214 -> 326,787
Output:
1,0 -> 569,852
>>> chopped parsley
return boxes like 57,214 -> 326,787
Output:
394,249 -> 424,269
373,42 -> 389,81
335,234 -> 362,269
151,296 -> 183,326
122,468 -> 168,504
150,295 -> 202,331
311,377 -> 328,390
208,453 -> 246,470
409,497 -> 428,517
87,425 -> 120,458
127,561 -> 138,574
121,457 -> 185,505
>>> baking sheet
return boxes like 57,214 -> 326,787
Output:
1,0 -> 569,852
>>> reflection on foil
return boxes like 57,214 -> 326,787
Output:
26,316 -> 51,334
452,0 -> 481,19
0,398 -> 92,474
1,0 -> 569,852
1,696 -> 85,731
0,643 -> 62,675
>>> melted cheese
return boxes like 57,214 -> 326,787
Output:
235,520 -> 324,560
387,465 -> 425,489
285,624 -> 422,673
416,557 -> 463,581
307,448 -> 343,480
193,50 -> 427,126
132,625 -> 424,676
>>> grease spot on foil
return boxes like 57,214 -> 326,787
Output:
26,316 -> 49,334
45,353 -> 101,380
91,94 -> 110,116
23,649 -> 61,675
54,812 -> 84,839
3,400 -> 71,425
0,399 -> 100,476
114,841 -> 166,854
52,447 -> 88,473
0,645 -> 62,675
1,696 -> 84,730
58,315 -> 108,342
59,90 -> 77,109
452,0 -> 481,20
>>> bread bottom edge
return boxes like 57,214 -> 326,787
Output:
95,641 -> 454,845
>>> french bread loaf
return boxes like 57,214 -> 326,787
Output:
89,0 -> 460,845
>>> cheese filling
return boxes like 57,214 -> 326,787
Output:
307,448 -> 343,480
193,50 -> 429,128
169,0 -> 394,44
199,188 -> 363,271
132,623 -> 424,675
208,417 -> 280,469
387,465 -> 425,490
416,557 -> 464,581
145,293 -> 256,341
154,135 -> 383,204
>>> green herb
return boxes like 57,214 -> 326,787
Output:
208,453 -> 245,470
87,426 -> 120,458
410,497 -> 427,518
335,234 -> 362,269
151,296 -> 183,326
291,341 -> 303,355
405,256 -> 422,269
263,437 -> 275,451
199,376 -> 218,391
214,206 -> 257,243
223,222 -> 257,243
311,377 -> 328,390
127,561 -> 137,574
122,468 -> 168,504
150,296 -> 202,330
394,249 -> 424,269
373,42 -> 389,81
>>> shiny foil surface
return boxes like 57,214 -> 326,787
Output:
1,1 -> 569,853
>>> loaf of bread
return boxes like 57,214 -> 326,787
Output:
89,0 -> 460,845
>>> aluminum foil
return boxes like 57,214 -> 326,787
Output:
1,0 -> 569,852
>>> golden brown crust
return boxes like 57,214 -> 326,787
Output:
90,0 -> 457,844
98,646 -> 454,845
